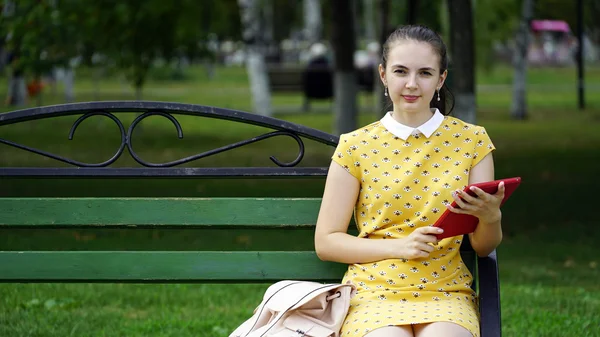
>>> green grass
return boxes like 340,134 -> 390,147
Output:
0,283 -> 270,337
1,64 -> 600,337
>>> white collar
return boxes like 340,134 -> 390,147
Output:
381,108 -> 444,140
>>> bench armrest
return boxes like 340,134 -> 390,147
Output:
478,250 -> 502,337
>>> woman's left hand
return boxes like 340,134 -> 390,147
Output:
446,181 -> 505,224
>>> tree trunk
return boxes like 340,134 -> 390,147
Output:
511,0 -> 534,120
330,0 -> 358,135
238,0 -> 273,117
448,0 -> 476,124
64,67 -> 75,103
376,0 -> 390,116
406,0 -> 418,24
35,76 -> 43,106
303,0 -> 322,44
6,75 -> 26,107
93,68 -> 102,100
120,75 -> 129,95
0,49 -> 5,74
363,0 -> 375,41
135,86 -> 143,100
263,0 -> 274,61
48,68 -> 57,96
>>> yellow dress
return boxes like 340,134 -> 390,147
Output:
331,113 -> 495,337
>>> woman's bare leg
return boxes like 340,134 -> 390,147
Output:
413,322 -> 473,337
364,325 -> 413,337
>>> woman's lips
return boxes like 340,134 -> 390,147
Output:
402,95 -> 419,102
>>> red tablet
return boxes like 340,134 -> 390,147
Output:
433,177 -> 522,240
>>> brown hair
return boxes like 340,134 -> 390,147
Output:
382,25 -> 454,115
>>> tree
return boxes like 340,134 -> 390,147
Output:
1,1 -> 223,104
1,0 -> 24,106
304,0 -> 323,45
330,0 -> 358,135
238,0 -> 273,117
82,1 -> 227,97
1,0 -> 80,106
384,0 -> 442,33
406,0 -> 418,24
472,0 -> 520,72
448,0 -> 476,123
90,1 -> 187,99
362,0 -> 375,41
533,0 -> 600,40
375,0 -> 391,116
511,0 -> 534,120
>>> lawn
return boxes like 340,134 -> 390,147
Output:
1,64 -> 599,337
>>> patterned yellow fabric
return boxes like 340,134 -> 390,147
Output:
331,116 -> 495,337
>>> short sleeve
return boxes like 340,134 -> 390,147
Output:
331,133 -> 361,179
471,126 -> 496,168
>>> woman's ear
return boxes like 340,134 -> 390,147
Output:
438,69 -> 448,88
378,64 -> 386,86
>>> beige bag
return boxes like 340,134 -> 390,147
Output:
229,280 -> 356,337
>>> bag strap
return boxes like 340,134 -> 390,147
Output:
240,281 -> 301,337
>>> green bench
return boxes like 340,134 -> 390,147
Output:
267,65 -> 375,112
0,101 -> 501,336
267,65 -> 327,112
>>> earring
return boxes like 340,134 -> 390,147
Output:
437,89 -> 441,102
384,87 -> 388,97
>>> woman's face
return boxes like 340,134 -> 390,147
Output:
379,40 -> 447,115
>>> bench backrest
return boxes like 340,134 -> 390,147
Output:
0,101 -> 476,285
0,196 -> 476,283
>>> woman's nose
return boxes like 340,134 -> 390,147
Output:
405,74 -> 417,88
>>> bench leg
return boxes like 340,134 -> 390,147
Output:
478,250 -> 502,337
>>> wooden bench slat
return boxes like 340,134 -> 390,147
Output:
0,251 -> 347,282
0,198 -> 322,226
0,227 -> 320,251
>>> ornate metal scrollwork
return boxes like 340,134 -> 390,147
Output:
1,108 -> 306,168
126,111 -> 304,167
0,111 -> 127,167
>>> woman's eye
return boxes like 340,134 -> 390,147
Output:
422,71 -> 432,76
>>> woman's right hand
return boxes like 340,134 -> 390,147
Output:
397,227 -> 443,259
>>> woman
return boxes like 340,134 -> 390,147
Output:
314,25 -> 505,337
